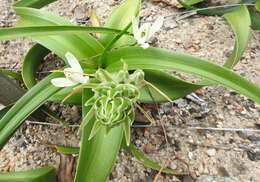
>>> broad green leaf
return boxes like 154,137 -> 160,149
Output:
140,70 -> 203,102
250,10 -> 260,30
0,70 -> 22,81
0,72 -> 62,149
75,89 -> 124,182
184,0 -> 204,6
176,0 -> 196,10
99,0 -> 141,47
13,0 -> 57,9
122,142 -> 187,175
14,7 -> 104,62
256,0 -> 260,11
0,105 -> 13,120
106,47 -> 260,103
0,166 -> 56,182
176,0 -> 246,15
0,25 -> 130,42
223,6 -> 251,68
22,44 -> 50,89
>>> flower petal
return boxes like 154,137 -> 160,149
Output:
147,16 -> 164,40
64,68 -> 89,84
51,78 -> 77,87
65,52 -> 83,72
140,43 -> 150,49
132,16 -> 140,41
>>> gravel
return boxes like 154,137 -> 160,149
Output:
0,0 -> 260,181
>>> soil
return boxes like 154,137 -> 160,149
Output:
0,0 -> 260,182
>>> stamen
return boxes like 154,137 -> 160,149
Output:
50,69 -> 95,77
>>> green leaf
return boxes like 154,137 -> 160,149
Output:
88,121 -> 103,140
256,0 -> 260,11
14,7 -> 104,62
0,25 -> 130,41
141,70 -> 203,102
13,0 -> 58,9
223,6 -> 251,68
0,166 -> 56,182
52,145 -> 79,154
0,70 -> 22,81
176,0 -> 196,10
22,44 -> 50,89
99,22 -> 132,67
75,89 -> 124,182
176,0 -> 244,15
0,105 -> 13,120
123,117 -> 131,146
106,47 -> 260,103
99,0 -> 141,48
250,10 -> 260,30
0,72 -> 62,150
184,0 -> 204,6
79,106 -> 95,134
122,143 -> 187,175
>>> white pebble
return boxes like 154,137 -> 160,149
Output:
206,149 -> 216,156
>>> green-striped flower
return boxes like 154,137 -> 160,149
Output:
80,68 -> 144,145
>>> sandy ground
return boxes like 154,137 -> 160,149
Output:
0,0 -> 260,182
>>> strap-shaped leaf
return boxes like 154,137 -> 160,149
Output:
0,72 -> 62,149
0,166 -> 56,182
250,10 -> 260,30
13,7 -> 104,62
140,70 -> 203,102
177,0 -> 254,15
223,5 -> 251,68
52,145 -> 79,155
106,47 -> 260,103
256,0 -> 260,11
99,0 -> 141,47
0,25 -> 130,41
13,0 -> 58,9
22,44 -> 50,89
0,105 -> 12,120
0,70 -> 22,81
185,0 -> 204,5
75,89 -> 124,182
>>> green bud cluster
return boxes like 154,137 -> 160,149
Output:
83,68 -> 145,145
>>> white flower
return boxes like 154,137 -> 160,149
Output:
132,16 -> 164,49
51,52 -> 89,87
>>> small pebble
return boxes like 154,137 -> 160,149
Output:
206,149 -> 216,157
143,143 -> 156,153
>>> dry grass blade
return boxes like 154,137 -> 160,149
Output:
88,5 -> 101,38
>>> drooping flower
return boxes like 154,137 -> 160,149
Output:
51,52 -> 89,87
132,16 -> 164,49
